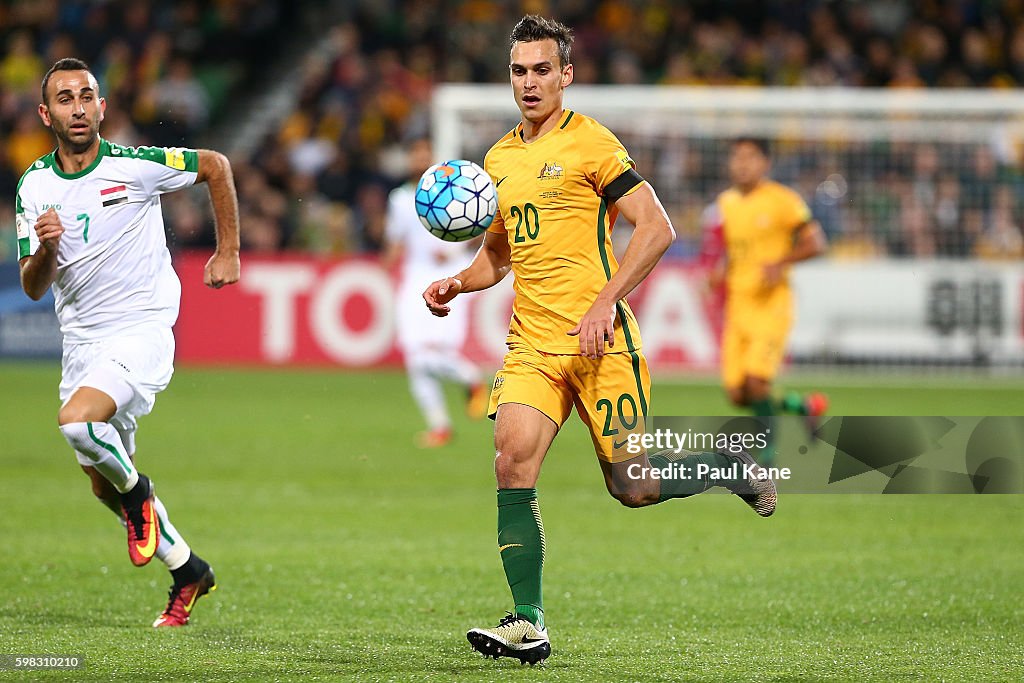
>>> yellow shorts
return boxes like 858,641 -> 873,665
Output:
488,343 -> 651,463
721,296 -> 793,389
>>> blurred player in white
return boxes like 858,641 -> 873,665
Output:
383,138 -> 487,448
16,58 -> 240,627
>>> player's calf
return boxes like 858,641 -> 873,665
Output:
609,490 -> 660,508
603,457 -> 663,508
81,464 -> 122,517
606,476 -> 660,508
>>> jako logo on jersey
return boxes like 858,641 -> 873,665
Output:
42,203 -> 62,211
100,185 -> 128,207
537,161 -> 564,186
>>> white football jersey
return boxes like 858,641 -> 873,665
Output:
385,182 -> 474,351
385,183 -> 472,283
16,139 -> 198,343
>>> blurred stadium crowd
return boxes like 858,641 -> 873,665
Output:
2,0 -> 1023,260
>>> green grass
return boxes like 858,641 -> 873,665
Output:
0,362 -> 1021,681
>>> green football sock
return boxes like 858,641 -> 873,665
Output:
781,391 -> 808,415
749,398 -> 779,464
497,488 -> 545,629
648,449 -> 745,502
750,397 -> 776,416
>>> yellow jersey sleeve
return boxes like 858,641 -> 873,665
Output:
485,143 -> 510,235
781,186 -> 812,232
488,205 -> 507,235
584,125 -> 644,202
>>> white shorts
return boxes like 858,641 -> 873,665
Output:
60,326 -> 175,461
395,281 -> 470,353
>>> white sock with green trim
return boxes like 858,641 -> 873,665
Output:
152,496 -> 191,570
60,422 -> 139,493
408,366 -> 450,431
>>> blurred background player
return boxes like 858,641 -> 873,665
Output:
707,138 -> 829,461
383,137 -> 487,448
17,58 -> 240,627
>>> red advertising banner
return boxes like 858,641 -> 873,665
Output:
173,251 -> 722,370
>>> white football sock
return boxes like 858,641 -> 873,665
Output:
409,365 -> 450,431
60,422 -> 138,493
99,493 -> 191,571
153,496 -> 191,570
433,352 -> 481,387
414,347 -> 481,387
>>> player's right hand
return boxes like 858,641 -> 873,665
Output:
423,277 -> 463,317
34,208 -> 64,252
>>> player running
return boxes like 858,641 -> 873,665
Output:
383,137 -> 487,448
423,16 -> 777,665
706,138 -> 829,461
16,58 -> 240,627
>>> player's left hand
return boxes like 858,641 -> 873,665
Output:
762,261 -> 784,287
204,250 -> 240,289
568,298 -> 617,359
423,277 -> 463,317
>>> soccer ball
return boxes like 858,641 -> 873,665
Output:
414,160 -> 497,242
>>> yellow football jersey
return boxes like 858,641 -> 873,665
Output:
484,109 -> 644,354
717,180 -> 811,297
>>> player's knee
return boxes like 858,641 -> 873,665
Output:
493,449 -> 518,485
610,489 -> 657,508
726,388 -> 747,407
493,447 -> 538,487
744,377 -> 771,401
58,403 -> 90,426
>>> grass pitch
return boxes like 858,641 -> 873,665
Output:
0,362 -> 1021,681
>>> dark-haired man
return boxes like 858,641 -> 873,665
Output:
707,138 -> 829,461
17,58 -> 240,627
424,18 -> 778,664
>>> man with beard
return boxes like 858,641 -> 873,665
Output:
16,58 -> 240,627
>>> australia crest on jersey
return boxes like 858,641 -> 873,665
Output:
537,160 -> 564,187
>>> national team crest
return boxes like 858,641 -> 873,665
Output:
537,160 -> 564,186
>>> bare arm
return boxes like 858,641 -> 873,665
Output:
195,149 -> 241,288
762,220 -> 827,286
569,183 -> 675,358
19,208 -> 63,300
422,230 -> 511,317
